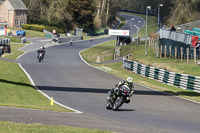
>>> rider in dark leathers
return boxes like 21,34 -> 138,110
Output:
37,46 -> 46,60
107,77 -> 134,103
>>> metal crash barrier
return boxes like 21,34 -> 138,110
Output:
0,38 -> 11,55
123,58 -> 200,93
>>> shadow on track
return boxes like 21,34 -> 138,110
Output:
37,86 -> 174,96
116,109 -> 135,111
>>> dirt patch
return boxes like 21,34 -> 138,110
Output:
96,56 -> 100,63
102,66 -> 113,71
102,49 -> 113,54
1,53 -> 13,58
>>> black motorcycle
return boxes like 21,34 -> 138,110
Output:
106,85 -> 131,111
37,51 -> 45,62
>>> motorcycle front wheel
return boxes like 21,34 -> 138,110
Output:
112,97 -> 124,111
106,101 -> 112,110
38,57 -> 42,62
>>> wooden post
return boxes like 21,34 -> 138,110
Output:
194,48 -> 196,63
169,45 -> 171,58
181,47 -> 183,61
155,42 -> 157,54
165,45 -> 167,58
156,42 -> 159,57
150,39 -> 152,50
175,46 -> 177,59
149,38 -> 151,50
160,45 -> 162,58
152,40 -> 156,53
187,47 -> 189,63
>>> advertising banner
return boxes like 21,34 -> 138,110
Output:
109,29 -> 130,36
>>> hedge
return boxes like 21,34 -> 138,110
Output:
22,24 -> 45,32
22,24 -> 66,33
30,25 -> 45,32
22,24 -> 31,30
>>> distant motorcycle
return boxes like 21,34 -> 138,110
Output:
70,40 -> 73,45
37,51 -> 45,62
90,37 -> 93,42
106,85 -> 131,111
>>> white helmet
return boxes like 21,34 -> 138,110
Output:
126,77 -> 133,84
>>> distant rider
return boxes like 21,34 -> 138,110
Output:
70,39 -> 73,45
107,77 -> 134,102
37,46 -> 46,60
90,37 -> 93,42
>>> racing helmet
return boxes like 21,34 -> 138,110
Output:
126,77 -> 133,85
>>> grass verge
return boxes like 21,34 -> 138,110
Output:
0,121 -> 111,133
8,27 -> 45,37
80,40 -> 200,103
0,40 -> 72,112
81,40 -> 115,63
0,60 -> 71,112
120,42 -> 200,76
2,43 -> 25,59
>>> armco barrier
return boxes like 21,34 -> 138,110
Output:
57,36 -> 82,43
123,59 -> 200,93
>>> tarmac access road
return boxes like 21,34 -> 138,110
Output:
1,14 -> 200,133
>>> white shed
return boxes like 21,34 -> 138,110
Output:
0,23 -> 8,35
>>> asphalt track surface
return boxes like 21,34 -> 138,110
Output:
1,14 -> 200,133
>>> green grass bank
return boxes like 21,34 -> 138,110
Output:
0,121 -> 111,133
0,40 -> 72,112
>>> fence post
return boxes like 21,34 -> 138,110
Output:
151,39 -> 155,53
156,42 -> 159,57
165,45 -> 167,58
181,47 -> 183,61
155,42 -> 157,54
149,38 -> 152,50
169,45 -> 171,58
175,46 -> 177,59
187,47 -> 189,63
160,45 -> 162,58
194,48 -> 196,63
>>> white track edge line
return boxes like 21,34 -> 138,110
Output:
18,63 -> 82,113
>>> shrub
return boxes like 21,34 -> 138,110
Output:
22,24 -> 31,30
22,24 -> 45,32
30,25 -> 45,32
22,24 -> 66,33
44,25 -> 66,33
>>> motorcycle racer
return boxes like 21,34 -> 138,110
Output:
107,77 -> 134,102
37,46 -> 46,60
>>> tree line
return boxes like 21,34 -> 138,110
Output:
22,0 -> 200,32
122,0 -> 200,26
22,0 -> 124,32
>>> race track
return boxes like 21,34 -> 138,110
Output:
14,14 -> 200,133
